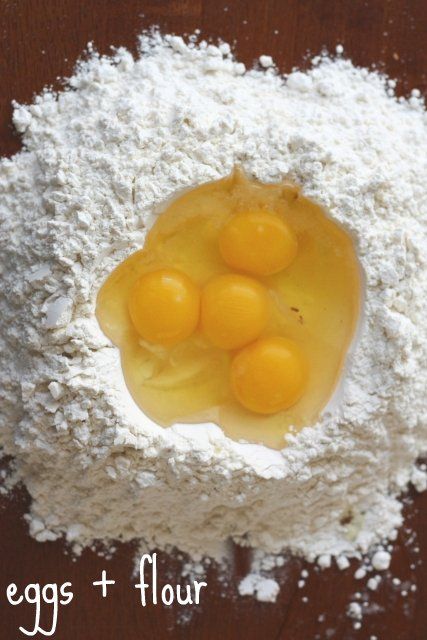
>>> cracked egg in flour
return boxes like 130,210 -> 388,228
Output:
96,168 -> 361,449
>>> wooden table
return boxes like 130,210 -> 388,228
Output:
1,2 -> 426,638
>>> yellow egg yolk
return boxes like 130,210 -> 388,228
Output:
96,167 -> 361,449
128,268 -> 200,346
230,337 -> 307,415
219,210 -> 298,276
201,274 -> 268,349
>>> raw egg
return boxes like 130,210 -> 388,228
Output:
96,168 -> 361,449
200,273 -> 268,350
128,268 -> 199,346
219,210 -> 298,276
230,336 -> 307,415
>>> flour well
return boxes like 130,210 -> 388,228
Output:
0,33 -> 426,566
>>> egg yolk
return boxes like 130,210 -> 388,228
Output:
230,337 -> 307,415
200,274 -> 269,350
128,268 -> 200,346
218,210 -> 298,276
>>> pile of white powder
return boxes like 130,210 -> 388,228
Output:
0,33 -> 426,573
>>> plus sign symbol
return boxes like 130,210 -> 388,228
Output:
92,570 -> 116,598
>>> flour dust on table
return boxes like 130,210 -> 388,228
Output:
0,33 -> 426,598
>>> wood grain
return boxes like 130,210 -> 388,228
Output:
1,1 -> 427,638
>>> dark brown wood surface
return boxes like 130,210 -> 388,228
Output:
1,1 -> 426,638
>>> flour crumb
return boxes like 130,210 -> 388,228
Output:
371,550 -> 391,572
367,575 -> 381,591
259,55 -> 274,68
238,574 -> 280,603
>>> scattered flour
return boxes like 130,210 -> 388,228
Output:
0,33 -> 426,586
238,574 -> 280,603
371,550 -> 392,572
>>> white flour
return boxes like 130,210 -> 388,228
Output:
0,33 -> 426,572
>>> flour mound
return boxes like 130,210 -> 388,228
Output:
0,33 -> 426,561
